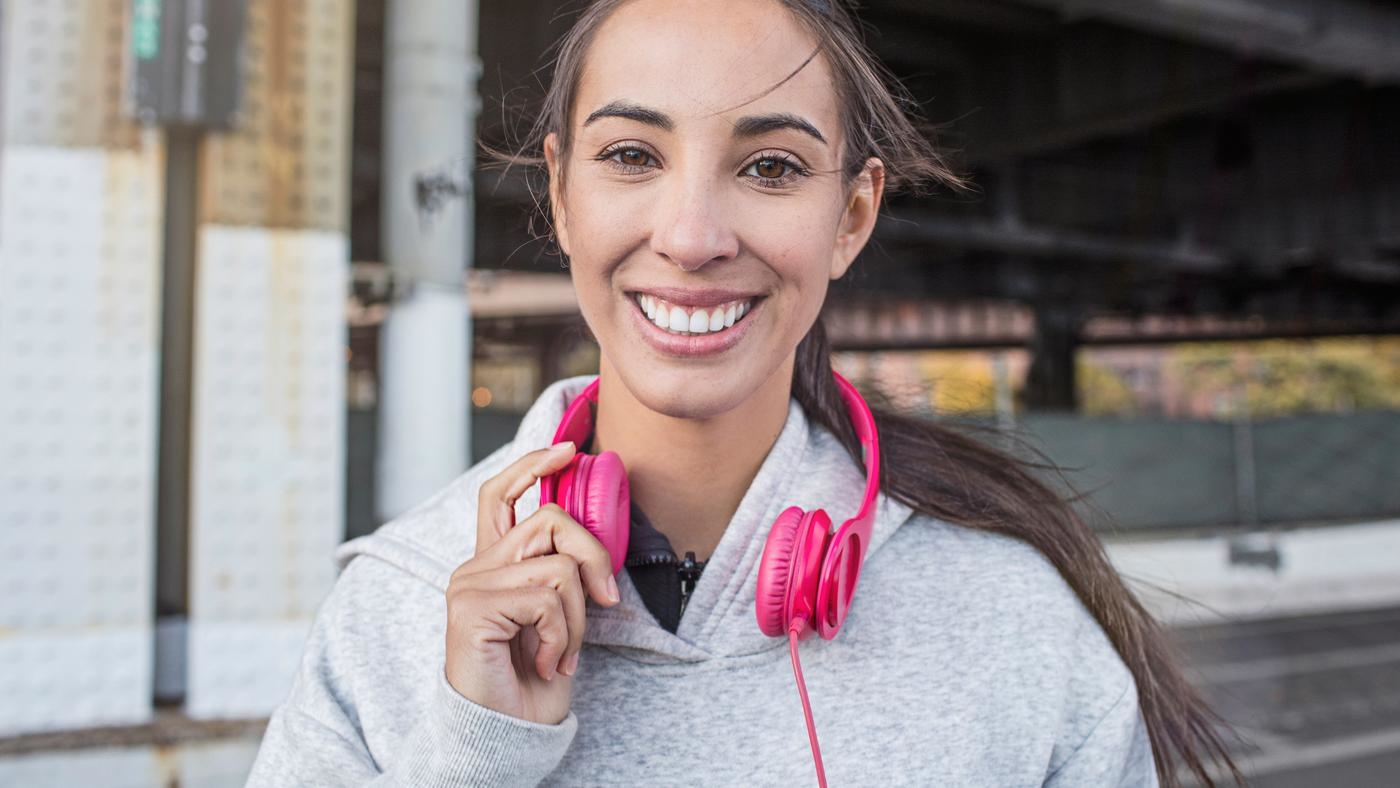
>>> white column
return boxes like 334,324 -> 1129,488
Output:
0,0 -> 165,734
377,0 -> 481,519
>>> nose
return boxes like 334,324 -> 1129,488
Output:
649,174 -> 739,272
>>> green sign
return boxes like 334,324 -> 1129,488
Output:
133,0 -> 161,60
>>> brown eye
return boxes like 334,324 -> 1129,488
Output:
598,145 -> 657,171
754,158 -> 787,179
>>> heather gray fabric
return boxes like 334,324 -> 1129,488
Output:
246,374 -> 1158,787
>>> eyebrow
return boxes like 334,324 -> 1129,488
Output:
582,100 -> 828,145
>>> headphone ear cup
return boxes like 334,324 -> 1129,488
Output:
755,506 -> 807,637
576,450 -> 630,575
555,452 -> 630,575
552,454 -> 582,519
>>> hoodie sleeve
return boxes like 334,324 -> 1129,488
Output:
245,552 -> 578,787
1042,676 -> 1159,787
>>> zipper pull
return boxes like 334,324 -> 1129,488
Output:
677,551 -> 702,617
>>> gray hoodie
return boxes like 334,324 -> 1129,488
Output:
246,374 -> 1158,786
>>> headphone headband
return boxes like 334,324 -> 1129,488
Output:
832,371 -> 880,530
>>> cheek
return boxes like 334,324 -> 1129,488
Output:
757,215 -> 840,336
562,189 -> 647,291
749,215 -> 838,290
562,194 -> 656,345
741,188 -> 842,251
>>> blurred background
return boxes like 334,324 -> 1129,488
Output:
1,0 -> 1398,785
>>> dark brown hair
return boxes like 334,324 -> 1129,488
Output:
486,1 -> 1246,785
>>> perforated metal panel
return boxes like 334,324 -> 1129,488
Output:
0,140 -> 165,735
0,0 -> 140,149
185,226 -> 347,718
198,0 -> 354,230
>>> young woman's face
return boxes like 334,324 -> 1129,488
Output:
545,0 -> 883,419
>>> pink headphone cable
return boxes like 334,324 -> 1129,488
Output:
788,625 -> 828,788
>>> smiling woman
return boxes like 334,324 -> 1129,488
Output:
247,2 -> 1244,787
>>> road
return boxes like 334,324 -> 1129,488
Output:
1172,605 -> 1400,787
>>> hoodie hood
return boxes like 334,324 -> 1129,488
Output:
334,374 -> 915,663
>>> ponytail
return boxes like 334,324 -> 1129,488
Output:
794,318 -> 1246,788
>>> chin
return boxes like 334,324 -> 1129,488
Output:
609,357 -> 763,421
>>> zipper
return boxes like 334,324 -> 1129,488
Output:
676,551 -> 702,618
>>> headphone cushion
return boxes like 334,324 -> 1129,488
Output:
574,451 -> 630,576
755,506 -> 806,637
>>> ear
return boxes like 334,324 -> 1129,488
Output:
543,132 -> 571,256
829,158 -> 885,280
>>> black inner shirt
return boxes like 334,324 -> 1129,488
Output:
624,499 -> 706,634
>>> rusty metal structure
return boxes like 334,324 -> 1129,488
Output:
439,0 -> 1400,413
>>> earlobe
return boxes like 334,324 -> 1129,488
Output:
543,132 -> 571,256
829,158 -> 885,280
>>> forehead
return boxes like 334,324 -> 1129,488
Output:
574,0 -> 839,140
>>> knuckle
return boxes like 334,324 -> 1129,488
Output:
520,554 -> 572,587
477,475 -> 502,503
449,558 -> 476,584
524,510 -> 564,543
445,586 -> 483,624
450,555 -> 487,584
541,586 -> 567,614
545,552 -> 580,573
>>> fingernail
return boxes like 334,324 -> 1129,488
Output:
532,442 -> 575,474
606,575 -> 620,603
561,652 -> 579,676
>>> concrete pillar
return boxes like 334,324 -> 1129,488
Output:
377,0 -> 481,518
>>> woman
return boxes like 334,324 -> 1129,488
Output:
248,1 -> 1244,785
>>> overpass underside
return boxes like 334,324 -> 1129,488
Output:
454,0 -> 1400,414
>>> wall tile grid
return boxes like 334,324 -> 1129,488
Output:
0,0 -> 164,734
185,0 -> 353,718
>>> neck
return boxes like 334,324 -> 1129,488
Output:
591,356 -> 793,563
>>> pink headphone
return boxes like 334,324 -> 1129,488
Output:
539,372 -> 880,786
539,371 -> 881,642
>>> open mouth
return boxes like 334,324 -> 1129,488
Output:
629,292 -> 760,336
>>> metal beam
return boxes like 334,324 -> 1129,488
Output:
877,212 -> 1224,270
972,69 -> 1329,163
1011,0 -> 1400,83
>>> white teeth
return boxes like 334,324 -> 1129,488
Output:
667,305 -> 689,332
634,293 -> 756,335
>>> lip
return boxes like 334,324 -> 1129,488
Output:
626,286 -> 765,309
627,292 -> 764,358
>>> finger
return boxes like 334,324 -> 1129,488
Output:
476,441 -> 577,551
468,503 -> 619,608
454,554 -> 587,675
455,585 -> 570,682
